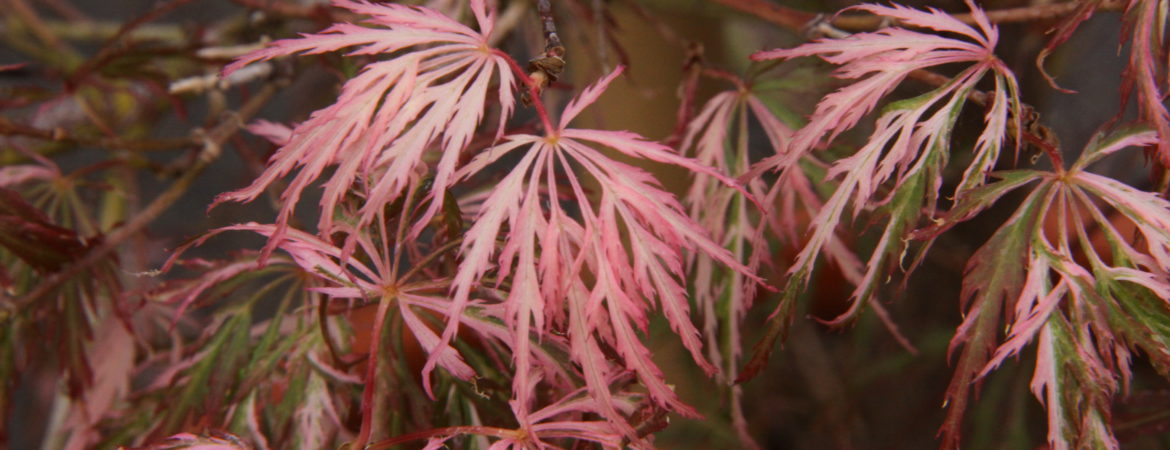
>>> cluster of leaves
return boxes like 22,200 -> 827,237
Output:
164,0 -> 761,447
730,1 -> 1170,449
3,0 -> 1170,448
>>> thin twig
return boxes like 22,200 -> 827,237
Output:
522,0 -> 566,106
707,0 -> 813,31
0,117 -> 199,152
0,20 -> 187,43
67,0 -> 198,86
6,0 -> 75,54
537,0 -> 564,55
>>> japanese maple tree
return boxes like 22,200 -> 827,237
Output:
2,0 -> 1170,449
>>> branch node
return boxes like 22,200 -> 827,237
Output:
522,0 -> 566,106
805,14 -> 849,40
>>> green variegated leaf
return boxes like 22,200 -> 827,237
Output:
160,310 -> 253,434
914,170 -> 1046,241
940,180 -> 1053,446
1072,124 -> 1157,171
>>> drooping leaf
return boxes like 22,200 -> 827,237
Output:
942,126 -> 1170,449
742,0 -> 1023,385
1121,0 -> 1170,166
939,180 -> 1049,449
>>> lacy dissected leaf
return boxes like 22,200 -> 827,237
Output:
135,257 -> 350,446
278,357 -> 344,448
942,127 -> 1170,449
153,256 -> 268,324
938,179 -> 1047,449
1034,0 -> 1103,92
155,307 -> 255,435
752,0 -> 1013,170
173,223 -> 478,383
0,168 -> 126,417
1122,0 -> 1170,166
677,83 -> 804,445
365,380 -> 635,449
142,432 -> 252,449
0,187 -> 91,272
680,89 -> 784,372
176,221 -> 606,447
433,66 -> 760,440
218,0 -> 515,258
742,0 -> 1022,382
0,183 -> 123,436
0,148 -> 114,261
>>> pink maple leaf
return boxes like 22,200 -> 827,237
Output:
680,89 -> 771,371
751,1 -> 1019,291
172,220 -> 611,446
144,432 -> 250,449
677,83 -> 816,447
753,0 -> 1012,169
432,66 -> 762,440
217,0 -> 515,259
741,0 -> 1017,382
365,381 -> 634,449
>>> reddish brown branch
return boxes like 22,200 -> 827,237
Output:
713,0 -> 1072,168
0,117 -> 197,152
537,0 -> 564,55
524,0 -> 566,107
228,0 -> 341,20
970,0 -> 1124,23
713,0 -> 1127,33
708,0 -> 814,31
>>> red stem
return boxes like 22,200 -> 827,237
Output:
354,295 -> 393,448
494,49 -> 556,133
701,68 -> 746,91
1024,131 -> 1065,174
